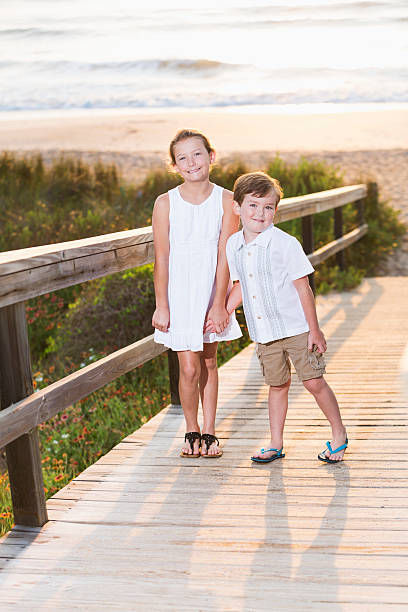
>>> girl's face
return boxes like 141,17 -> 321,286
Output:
172,137 -> 214,183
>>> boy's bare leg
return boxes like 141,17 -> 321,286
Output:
303,376 -> 347,461
199,342 -> 221,456
252,379 -> 291,460
178,350 -> 201,455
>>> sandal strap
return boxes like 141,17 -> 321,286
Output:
260,447 -> 283,455
184,432 -> 201,454
201,433 -> 220,453
326,438 -> 348,455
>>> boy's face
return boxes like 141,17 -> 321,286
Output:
233,190 -> 278,238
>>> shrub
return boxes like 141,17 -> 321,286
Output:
52,265 -> 157,366
0,153 -> 136,251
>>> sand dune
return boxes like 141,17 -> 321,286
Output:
1,108 -> 407,273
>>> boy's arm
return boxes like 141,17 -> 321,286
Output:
226,281 -> 242,314
207,190 -> 240,333
151,194 -> 170,332
292,276 -> 327,353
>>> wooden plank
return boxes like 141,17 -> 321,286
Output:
42,500 -> 408,529
401,342 -> 408,399
0,334 -> 166,448
52,489 -> 408,508
70,466 -> 408,482
2,554 -> 408,585
0,241 -> 154,308
0,575 -> 406,609
0,303 -> 47,527
54,480 -> 408,498
309,224 -> 368,266
0,227 -> 153,274
2,522 -> 407,553
274,184 -> 367,223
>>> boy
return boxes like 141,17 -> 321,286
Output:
221,172 -> 347,463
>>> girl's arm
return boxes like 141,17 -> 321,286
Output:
151,193 -> 170,332
292,276 -> 327,352
207,189 -> 240,333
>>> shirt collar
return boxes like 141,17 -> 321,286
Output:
235,223 -> 275,250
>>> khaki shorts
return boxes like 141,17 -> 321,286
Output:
256,331 -> 326,386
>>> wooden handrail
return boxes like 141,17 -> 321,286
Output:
0,182 -> 370,527
274,184 -> 367,223
0,227 -> 153,273
308,224 -> 368,266
0,184 -> 366,308
0,335 -> 166,449
0,228 -> 154,309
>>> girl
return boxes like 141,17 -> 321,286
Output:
152,129 -> 241,458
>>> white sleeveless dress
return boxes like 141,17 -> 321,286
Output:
154,184 -> 242,352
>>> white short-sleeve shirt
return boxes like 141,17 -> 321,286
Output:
226,224 -> 314,343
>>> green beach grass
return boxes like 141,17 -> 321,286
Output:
0,152 -> 405,535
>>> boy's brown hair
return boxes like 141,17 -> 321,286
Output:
233,172 -> 283,207
169,129 -> 214,164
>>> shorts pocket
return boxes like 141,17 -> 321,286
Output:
308,347 -> 326,370
256,344 -> 266,375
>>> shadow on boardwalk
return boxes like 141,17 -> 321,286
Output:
3,278 -> 408,611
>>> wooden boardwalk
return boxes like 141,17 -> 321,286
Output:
1,276 -> 408,611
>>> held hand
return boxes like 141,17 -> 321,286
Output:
207,305 -> 229,334
204,318 -> 217,334
308,329 -> 327,353
152,307 -> 170,332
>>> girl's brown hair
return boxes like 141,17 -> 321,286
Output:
169,129 -> 214,164
233,172 -> 283,206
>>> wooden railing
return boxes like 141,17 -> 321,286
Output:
0,183 -> 368,527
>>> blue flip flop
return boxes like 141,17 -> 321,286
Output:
318,437 -> 348,463
251,447 -> 285,463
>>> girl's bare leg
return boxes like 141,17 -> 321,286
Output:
252,379 -> 291,460
178,350 -> 201,455
199,342 -> 220,455
303,376 -> 347,460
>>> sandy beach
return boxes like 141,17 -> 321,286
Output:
1,107 -> 407,272
2,107 -> 408,154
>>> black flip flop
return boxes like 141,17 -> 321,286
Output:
200,433 -> 223,458
180,432 -> 201,458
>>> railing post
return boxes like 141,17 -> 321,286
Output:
0,302 -> 48,527
302,215 -> 315,295
334,207 -> 345,270
167,349 -> 181,406
356,198 -> 365,226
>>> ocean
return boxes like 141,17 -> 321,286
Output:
0,0 -> 407,114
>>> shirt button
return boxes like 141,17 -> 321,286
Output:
249,273 -> 253,277
253,295 -> 256,299
257,316 -> 262,319
248,252 -> 251,256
